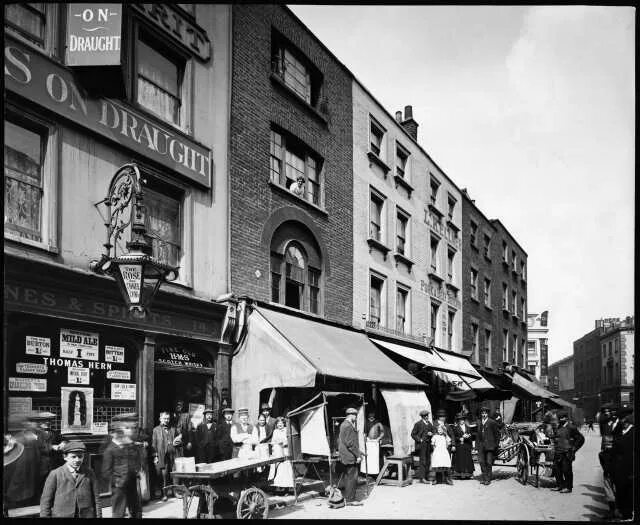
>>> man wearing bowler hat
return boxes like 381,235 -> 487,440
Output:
475,405 -> 500,485
196,408 -> 218,463
215,407 -> 236,460
551,411 -> 584,493
338,407 -> 366,506
411,409 -> 435,484
40,441 -> 102,518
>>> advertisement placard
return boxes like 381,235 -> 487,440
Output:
16,362 -> 48,375
105,345 -> 125,363
106,370 -> 131,380
111,382 -> 136,400
9,397 -> 32,416
61,387 -> 93,434
66,4 -> 122,67
91,422 -> 109,435
60,329 -> 99,361
26,336 -> 51,356
9,377 -> 47,392
68,367 -> 91,385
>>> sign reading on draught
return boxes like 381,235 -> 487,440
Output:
66,4 -> 122,67
119,265 -> 141,304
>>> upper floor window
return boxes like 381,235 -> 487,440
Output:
520,297 -> 526,319
396,286 -> 409,333
471,322 -> 479,362
520,260 -> 526,280
470,220 -> 478,247
396,209 -> 409,255
511,250 -> 517,270
483,233 -> 491,258
4,110 -> 58,251
511,290 -> 517,315
369,190 -> 384,242
270,129 -> 323,206
5,3 -> 46,47
430,302 -> 439,344
483,278 -> 491,306
503,330 -> 509,362
271,242 -> 322,314
135,30 -> 188,128
271,34 -> 322,108
512,334 -> 518,364
430,176 -> 440,205
430,236 -> 439,273
470,268 -> 478,300
502,241 -> 508,262
395,144 -> 409,180
502,283 -> 508,309
447,249 -> 455,280
447,310 -> 455,351
369,273 -> 385,326
447,193 -> 456,220
144,185 -> 182,269
484,329 -> 492,367
370,118 -> 385,157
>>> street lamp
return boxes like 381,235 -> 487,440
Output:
90,164 -> 178,318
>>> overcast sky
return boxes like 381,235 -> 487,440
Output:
290,5 -> 635,363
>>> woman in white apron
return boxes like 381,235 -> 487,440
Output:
268,417 -> 294,493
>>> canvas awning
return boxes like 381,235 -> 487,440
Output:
510,372 -> 558,400
548,396 -> 576,410
431,349 -> 495,391
232,308 -> 423,420
379,388 -> 431,457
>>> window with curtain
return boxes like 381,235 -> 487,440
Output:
136,33 -> 184,125
396,287 -> 408,333
4,119 -> 45,242
285,245 -> 305,310
5,3 -> 46,47
370,193 -> 383,241
144,187 -> 182,268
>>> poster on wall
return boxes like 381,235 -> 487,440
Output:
61,387 -> 93,434
16,362 -> 48,375
111,382 -> 136,400
106,370 -> 131,380
60,329 -> 99,361
9,377 -> 47,392
26,336 -> 51,356
68,367 -> 90,385
9,397 -> 32,416
105,345 -> 125,363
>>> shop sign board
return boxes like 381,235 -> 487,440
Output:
111,382 -> 136,400
4,36 -> 212,188
91,422 -> 109,435
66,4 -> 122,67
155,345 -> 208,368
105,345 -> 125,363
106,370 -> 131,380
9,377 -> 47,392
119,265 -> 142,303
61,387 -> 94,434
9,397 -> 32,416
60,329 -> 99,361
26,336 -> 51,356
68,367 -> 91,385
16,362 -> 48,375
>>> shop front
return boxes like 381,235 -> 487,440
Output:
3,253 -> 229,506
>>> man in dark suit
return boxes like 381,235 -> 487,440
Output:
338,407 -> 365,506
612,408 -> 634,519
214,407 -> 235,460
260,403 -> 277,437
475,405 -> 500,485
195,408 -> 218,463
550,411 -> 585,493
151,411 -> 179,501
411,409 -> 435,484
103,424 -> 143,517
40,441 -> 102,518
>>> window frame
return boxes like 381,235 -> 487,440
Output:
396,207 -> 410,256
396,284 -> 410,334
447,309 -> 456,351
470,267 -> 478,300
429,175 -> 440,206
503,329 -> 509,362
369,116 -> 386,158
447,248 -> 455,281
483,278 -> 491,306
369,272 -> 386,327
471,321 -> 479,363
430,301 -> 440,345
502,283 -> 508,310
395,142 -> 410,180
4,3 -> 59,55
447,193 -> 457,220
430,236 -> 439,273
4,104 -> 59,253
369,187 -> 385,242
470,220 -> 478,247
131,21 -> 193,133
484,328 -> 492,367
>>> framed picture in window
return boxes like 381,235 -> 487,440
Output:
61,386 -> 93,434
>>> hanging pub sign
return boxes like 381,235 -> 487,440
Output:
60,329 -> 99,361
155,344 -> 208,368
26,336 -> 51,356
66,4 -> 122,67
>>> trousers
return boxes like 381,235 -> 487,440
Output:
415,444 -> 431,481
553,451 -> 573,490
340,463 -> 358,502
111,478 -> 142,518
477,447 -> 495,482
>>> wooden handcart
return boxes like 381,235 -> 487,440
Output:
168,456 -> 294,519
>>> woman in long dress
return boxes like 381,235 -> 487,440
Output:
452,412 -> 474,479
268,418 -> 294,493
430,423 -> 453,485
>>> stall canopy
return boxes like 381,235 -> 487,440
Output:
232,307 -> 423,420
510,372 -> 558,400
379,388 -> 431,456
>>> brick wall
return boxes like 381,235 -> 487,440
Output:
229,5 -> 353,323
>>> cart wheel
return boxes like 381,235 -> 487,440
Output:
236,487 -> 269,519
516,447 -> 529,486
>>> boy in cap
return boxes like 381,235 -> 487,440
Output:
551,411 -> 584,493
40,441 -> 102,518
411,409 -> 435,484
215,408 -> 235,460
338,407 -> 366,505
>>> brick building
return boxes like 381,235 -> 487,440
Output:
598,316 -> 634,409
461,190 -> 528,369
229,4 -> 354,323
573,326 -> 604,419
548,355 -> 575,400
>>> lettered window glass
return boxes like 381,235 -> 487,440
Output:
5,3 -> 46,47
145,187 -> 181,268
137,33 -> 183,125
4,120 -> 44,242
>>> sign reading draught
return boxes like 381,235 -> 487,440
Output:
66,4 -> 122,67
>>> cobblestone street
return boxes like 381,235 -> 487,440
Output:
271,431 -> 608,520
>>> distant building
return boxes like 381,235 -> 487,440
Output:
527,311 -> 549,385
598,317 -> 634,409
548,355 -> 574,400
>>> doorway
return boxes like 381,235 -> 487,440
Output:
154,370 -> 211,421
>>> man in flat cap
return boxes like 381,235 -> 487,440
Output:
612,408 -> 634,519
475,405 -> 501,485
196,408 -> 218,463
411,409 -> 435,484
338,407 -> 366,506
40,441 -> 102,518
215,408 -> 235,460
551,411 -> 584,493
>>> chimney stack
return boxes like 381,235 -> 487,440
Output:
401,104 -> 418,141
395,111 -> 403,123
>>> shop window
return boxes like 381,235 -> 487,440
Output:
134,28 -> 191,130
270,129 -> 323,207
370,117 -> 385,157
396,285 -> 409,333
370,273 -> 385,327
4,111 -> 58,251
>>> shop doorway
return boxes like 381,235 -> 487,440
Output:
154,370 -> 211,418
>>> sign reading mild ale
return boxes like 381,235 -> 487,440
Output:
66,4 -> 122,67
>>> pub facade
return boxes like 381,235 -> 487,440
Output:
3,3 -> 233,494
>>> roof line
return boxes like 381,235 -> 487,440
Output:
461,191 -> 498,232
490,218 -> 528,256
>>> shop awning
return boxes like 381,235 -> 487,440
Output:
232,308 -> 423,420
548,396 -> 576,410
431,349 -> 494,391
510,372 -> 558,400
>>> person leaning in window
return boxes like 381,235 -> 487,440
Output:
40,441 -> 101,518
550,411 -> 585,494
289,176 -> 306,198
338,407 -> 366,506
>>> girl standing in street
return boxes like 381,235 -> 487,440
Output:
431,423 -> 453,485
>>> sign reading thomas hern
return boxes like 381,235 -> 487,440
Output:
66,4 -> 122,67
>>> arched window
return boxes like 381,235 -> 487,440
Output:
270,223 -> 322,314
